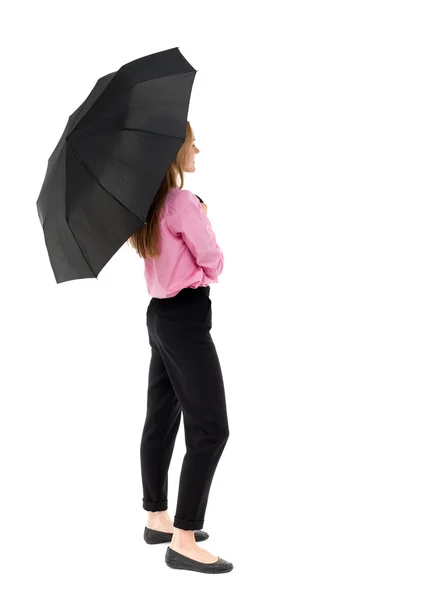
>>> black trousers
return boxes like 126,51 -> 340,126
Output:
140,285 -> 230,531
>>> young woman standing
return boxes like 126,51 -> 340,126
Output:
127,122 -> 233,574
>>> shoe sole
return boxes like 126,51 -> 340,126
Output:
165,547 -> 233,574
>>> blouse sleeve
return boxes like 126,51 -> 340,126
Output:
169,190 -> 224,279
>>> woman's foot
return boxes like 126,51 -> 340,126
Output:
169,527 -> 218,564
146,510 -> 174,534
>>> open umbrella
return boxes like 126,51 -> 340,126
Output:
36,47 -> 197,283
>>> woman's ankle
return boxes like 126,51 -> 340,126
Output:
171,527 -> 196,543
146,510 -> 171,524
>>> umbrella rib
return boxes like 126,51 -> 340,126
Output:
121,128 -> 185,140
80,127 -> 186,141
128,68 -> 195,88
67,141 -> 148,253
73,141 -> 147,208
68,142 -> 172,213
65,218 -> 98,279
68,130 -> 184,218
64,122 -> 186,273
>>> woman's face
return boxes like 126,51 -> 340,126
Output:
183,134 -> 200,173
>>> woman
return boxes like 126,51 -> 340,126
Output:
127,122 -> 233,574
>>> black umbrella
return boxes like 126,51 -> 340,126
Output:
36,47 -> 197,283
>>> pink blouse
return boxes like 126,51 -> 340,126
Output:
143,187 -> 224,298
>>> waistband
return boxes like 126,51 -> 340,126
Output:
152,285 -> 210,303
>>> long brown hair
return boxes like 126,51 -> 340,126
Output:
127,121 -> 198,260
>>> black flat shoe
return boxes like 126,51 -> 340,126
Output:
165,546 -> 233,573
144,526 -> 209,545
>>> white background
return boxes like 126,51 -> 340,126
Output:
1,1 -> 423,598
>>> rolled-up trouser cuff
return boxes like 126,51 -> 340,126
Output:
173,515 -> 204,530
143,498 -> 168,511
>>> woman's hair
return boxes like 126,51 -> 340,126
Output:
127,120 -> 203,260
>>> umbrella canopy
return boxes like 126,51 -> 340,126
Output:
36,47 -> 197,283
